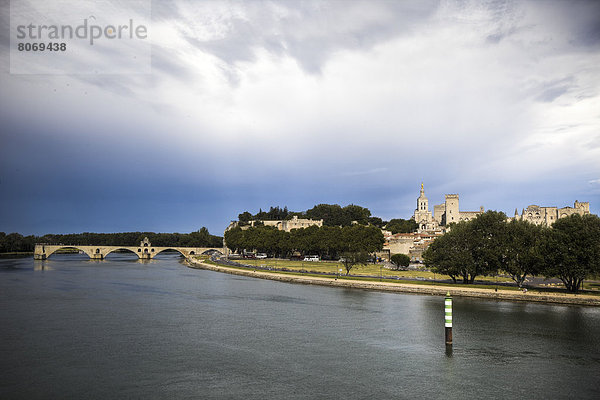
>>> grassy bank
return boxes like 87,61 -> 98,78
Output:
233,259 -> 600,292
192,257 -> 600,302
238,259 -> 514,284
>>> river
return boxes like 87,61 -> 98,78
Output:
1,253 -> 599,399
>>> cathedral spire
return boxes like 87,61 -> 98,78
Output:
420,182 -> 425,196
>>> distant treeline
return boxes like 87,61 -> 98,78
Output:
239,204 -> 417,232
0,228 -> 223,253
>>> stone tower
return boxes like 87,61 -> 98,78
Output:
417,182 -> 428,213
414,183 -> 435,232
444,194 -> 459,225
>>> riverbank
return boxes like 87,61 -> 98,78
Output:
187,258 -> 600,307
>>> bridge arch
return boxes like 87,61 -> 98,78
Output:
152,248 -> 188,258
202,249 -> 223,255
104,248 -> 141,259
45,246 -> 94,259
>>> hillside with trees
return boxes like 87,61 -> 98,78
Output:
237,204 -> 418,232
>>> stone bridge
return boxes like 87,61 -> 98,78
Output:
34,237 -> 227,260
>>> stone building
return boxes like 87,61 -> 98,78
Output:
383,184 -> 485,262
226,215 -> 323,232
385,184 -> 593,261
413,183 -> 484,233
508,201 -> 590,226
383,230 -> 443,262
261,216 -> 324,232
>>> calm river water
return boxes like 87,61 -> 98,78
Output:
1,253 -> 599,399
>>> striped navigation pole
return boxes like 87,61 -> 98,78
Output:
445,292 -> 453,345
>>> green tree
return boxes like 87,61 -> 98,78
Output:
305,204 -> 373,226
467,211 -> 507,279
340,225 -> 384,254
306,204 -> 345,226
224,227 -> 245,254
500,220 -> 545,287
340,251 -> 369,275
423,222 -> 474,283
541,214 -> 600,292
386,218 -> 418,234
423,211 -> 506,283
343,204 -> 371,225
238,211 -> 252,223
368,217 -> 386,228
391,253 -> 410,270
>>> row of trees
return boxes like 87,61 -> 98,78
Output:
423,212 -> 600,292
237,204 -> 418,232
305,204 -> 372,226
238,204 -> 375,227
0,228 -> 223,253
239,206 -> 292,222
224,224 -> 384,260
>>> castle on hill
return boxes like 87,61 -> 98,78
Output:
508,202 -> 590,226
413,183 -> 484,233
413,183 -> 590,233
383,184 -> 592,262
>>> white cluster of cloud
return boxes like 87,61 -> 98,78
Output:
148,1 -> 600,199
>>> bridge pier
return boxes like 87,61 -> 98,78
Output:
34,244 -> 47,260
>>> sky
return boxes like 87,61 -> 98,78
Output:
1,0 -> 599,237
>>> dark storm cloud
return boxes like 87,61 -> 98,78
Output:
561,0 -> 600,48
1,0 -> 599,235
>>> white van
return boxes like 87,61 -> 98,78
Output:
303,255 -> 320,262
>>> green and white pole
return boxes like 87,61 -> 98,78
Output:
445,292 -> 453,345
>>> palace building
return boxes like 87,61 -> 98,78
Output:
508,201 -> 590,226
383,184 -> 592,262
225,215 -> 323,232
413,183 -> 484,233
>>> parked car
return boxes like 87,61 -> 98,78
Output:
243,253 -> 256,259
256,253 -> 267,259
303,255 -> 320,262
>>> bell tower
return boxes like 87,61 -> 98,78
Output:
417,182 -> 429,212
414,183 -> 434,232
